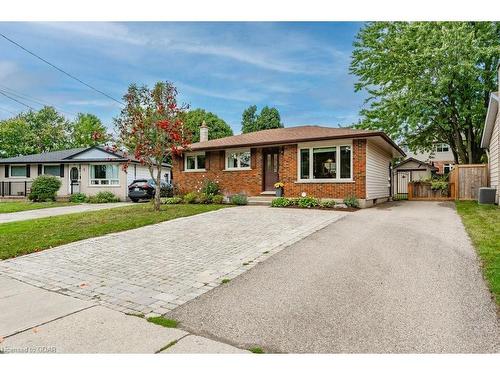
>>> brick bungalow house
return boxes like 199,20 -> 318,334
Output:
172,125 -> 405,208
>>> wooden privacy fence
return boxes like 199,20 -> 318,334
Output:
408,181 -> 455,201
449,164 -> 488,200
407,164 -> 488,201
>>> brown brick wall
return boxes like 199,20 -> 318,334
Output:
280,139 -> 366,199
172,139 -> 367,199
172,148 -> 263,196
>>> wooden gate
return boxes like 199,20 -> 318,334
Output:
449,164 -> 488,200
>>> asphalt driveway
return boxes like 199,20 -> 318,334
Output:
169,201 -> 500,353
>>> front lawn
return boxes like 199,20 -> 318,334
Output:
0,201 -> 78,214
455,201 -> 500,306
0,204 -> 226,260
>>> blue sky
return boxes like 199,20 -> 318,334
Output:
0,22 -> 365,134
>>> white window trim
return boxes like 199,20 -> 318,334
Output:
184,152 -> 206,172
435,143 -> 450,152
296,141 -> 353,183
89,163 -> 120,187
224,148 -> 252,171
443,163 -> 454,173
9,164 -> 28,179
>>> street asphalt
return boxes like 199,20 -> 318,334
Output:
169,201 -> 500,353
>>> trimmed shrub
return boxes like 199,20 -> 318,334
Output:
319,199 -> 335,208
183,192 -> 198,204
160,183 -> 174,197
343,195 -> 359,208
196,192 -> 212,204
88,191 -> 120,203
230,194 -> 248,205
69,193 -> 88,203
297,196 -> 319,208
211,194 -> 224,204
28,175 -> 62,202
162,196 -> 183,204
201,179 -> 220,196
271,197 -> 293,207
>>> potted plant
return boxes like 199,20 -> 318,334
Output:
274,182 -> 284,197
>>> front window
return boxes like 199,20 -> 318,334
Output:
43,165 -> 60,176
443,164 -> 453,174
436,143 -> 449,152
299,144 -> 352,181
313,147 -> 336,179
90,164 -> 119,185
10,165 -> 27,177
226,149 -> 251,170
184,152 -> 206,171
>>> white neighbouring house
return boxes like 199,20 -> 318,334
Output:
401,143 -> 455,175
0,146 -> 171,201
481,90 -> 499,204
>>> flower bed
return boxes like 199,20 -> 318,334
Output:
270,196 -> 359,211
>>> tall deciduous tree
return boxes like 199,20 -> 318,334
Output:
114,82 -> 190,211
0,117 -> 36,157
350,22 -> 500,163
71,113 -> 110,147
241,105 -> 283,133
182,108 -> 233,142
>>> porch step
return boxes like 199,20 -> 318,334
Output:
248,195 -> 275,206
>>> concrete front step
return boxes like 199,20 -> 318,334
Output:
248,195 -> 275,206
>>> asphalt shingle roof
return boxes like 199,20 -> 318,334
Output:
188,125 -> 404,155
0,148 -> 89,163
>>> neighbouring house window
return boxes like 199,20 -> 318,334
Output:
299,144 -> 352,181
443,164 -> 453,174
10,165 -> 27,177
436,143 -> 450,152
43,165 -> 60,176
225,149 -> 251,170
90,164 -> 119,185
184,152 -> 206,171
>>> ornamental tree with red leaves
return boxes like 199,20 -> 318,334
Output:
114,82 -> 190,211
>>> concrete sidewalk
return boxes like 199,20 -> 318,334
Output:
0,276 -> 246,353
0,202 -> 133,224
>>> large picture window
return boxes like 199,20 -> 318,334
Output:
10,165 -> 27,177
298,144 -> 352,181
90,164 -> 119,185
226,149 -> 251,170
43,165 -> 60,176
184,152 -> 206,171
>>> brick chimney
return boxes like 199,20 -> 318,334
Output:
200,120 -> 208,142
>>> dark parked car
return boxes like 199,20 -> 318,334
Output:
128,179 -> 172,202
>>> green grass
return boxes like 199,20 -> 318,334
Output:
0,204 -> 225,260
0,201 -> 77,214
146,316 -> 179,328
249,346 -> 264,353
455,201 -> 500,306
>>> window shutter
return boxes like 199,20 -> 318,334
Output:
38,164 -> 42,175
5,165 -> 9,178
251,149 -> 256,169
60,164 -> 64,177
26,165 -> 30,178
180,155 -> 184,171
205,152 -> 210,170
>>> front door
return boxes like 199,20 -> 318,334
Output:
69,166 -> 80,194
263,148 -> 279,191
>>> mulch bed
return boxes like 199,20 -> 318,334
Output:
273,206 -> 359,212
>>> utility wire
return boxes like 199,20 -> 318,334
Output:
0,85 -> 78,117
0,90 -> 34,110
0,106 -> 18,116
0,32 -> 124,106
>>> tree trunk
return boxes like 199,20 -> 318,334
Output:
154,165 -> 162,211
